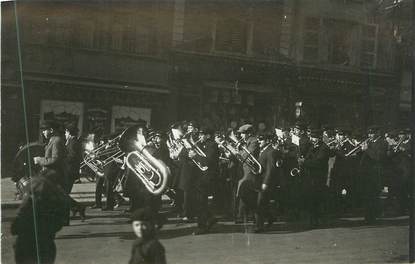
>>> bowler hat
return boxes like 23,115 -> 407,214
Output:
367,125 -> 381,134
65,124 -> 79,135
199,126 -> 214,135
130,208 -> 154,223
39,120 -> 58,130
309,127 -> 322,138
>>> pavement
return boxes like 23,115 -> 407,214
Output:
1,177 -> 411,263
1,177 -> 98,209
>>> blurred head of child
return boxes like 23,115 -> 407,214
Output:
131,208 -> 155,240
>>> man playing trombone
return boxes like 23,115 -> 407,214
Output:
358,125 -> 387,224
299,127 -> 330,228
235,124 -> 260,223
254,133 -> 278,233
329,127 -> 356,214
191,126 -> 219,235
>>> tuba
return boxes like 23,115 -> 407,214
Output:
120,126 -> 171,195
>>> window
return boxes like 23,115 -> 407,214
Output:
327,19 -> 354,65
215,18 -> 247,54
25,17 -> 50,45
303,17 -> 320,62
111,23 -> 123,51
49,16 -> 73,46
134,18 -> 151,54
360,24 -> 378,68
78,20 -> 95,49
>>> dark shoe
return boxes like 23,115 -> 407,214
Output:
192,228 -> 208,235
253,227 -> 264,233
71,208 -> 78,217
182,216 -> 195,223
89,204 -> 102,209
78,205 -> 86,221
266,218 -> 274,229
207,217 -> 218,231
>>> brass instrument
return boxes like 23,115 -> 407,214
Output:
345,135 -> 382,157
290,155 -> 303,177
166,132 -> 181,160
326,138 -> 338,147
290,167 -> 300,177
80,134 -> 124,177
393,137 -> 405,152
120,126 -> 171,195
181,134 -> 208,171
228,134 -> 262,175
166,130 -> 208,171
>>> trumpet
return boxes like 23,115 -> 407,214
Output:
120,126 -> 171,195
228,134 -> 262,175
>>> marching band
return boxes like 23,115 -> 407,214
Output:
19,119 -> 412,233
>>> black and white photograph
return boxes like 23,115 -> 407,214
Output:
1,0 -> 414,263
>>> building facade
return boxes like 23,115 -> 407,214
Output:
1,0 -> 402,176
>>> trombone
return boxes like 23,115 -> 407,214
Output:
80,133 -> 124,177
166,130 -> 208,171
181,134 -> 208,171
228,134 -> 262,175
345,135 -> 381,157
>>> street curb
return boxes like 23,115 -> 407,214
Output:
2,199 -> 96,210
2,195 -> 172,210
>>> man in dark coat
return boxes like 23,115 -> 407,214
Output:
300,128 -> 330,227
12,175 -> 67,264
329,127 -> 355,214
236,124 -> 260,221
177,122 -> 201,222
64,125 -> 86,220
359,126 -> 387,223
254,133 -> 278,233
192,126 -> 219,235
34,120 -> 67,187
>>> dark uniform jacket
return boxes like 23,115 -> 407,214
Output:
38,135 -> 66,186
129,238 -> 166,264
303,142 -> 330,186
65,136 -> 83,181
239,136 -> 259,182
177,137 -> 201,191
256,144 -> 278,190
359,137 -> 387,188
198,138 -> 219,183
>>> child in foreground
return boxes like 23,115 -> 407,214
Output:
129,208 -> 166,264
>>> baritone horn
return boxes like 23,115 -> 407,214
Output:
120,126 -> 171,195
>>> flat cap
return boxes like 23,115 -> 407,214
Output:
237,124 -> 253,133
